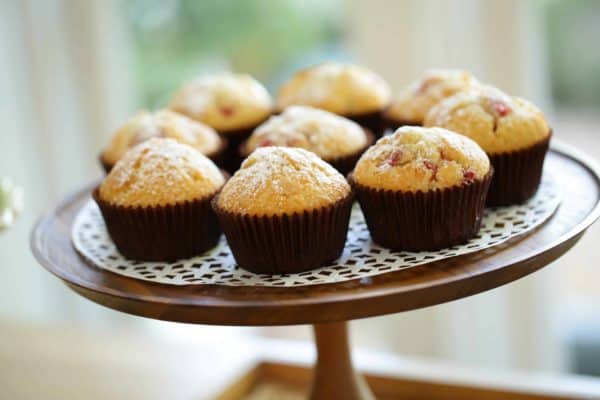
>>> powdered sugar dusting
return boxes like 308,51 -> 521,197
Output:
103,110 -> 222,165
245,106 -> 367,159
218,147 -> 350,215
168,73 -> 272,132
277,62 -> 391,115
354,126 -> 490,192
424,85 -> 550,153
100,138 -> 225,207
387,69 -> 478,123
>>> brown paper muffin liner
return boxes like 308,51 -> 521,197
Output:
99,155 -> 112,174
219,117 -> 271,174
486,134 -> 551,207
99,137 -> 229,174
345,110 -> 387,138
326,129 -> 375,175
349,170 -> 493,251
92,189 -> 221,261
205,136 -> 229,170
212,193 -> 354,274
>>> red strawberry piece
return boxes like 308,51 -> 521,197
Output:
220,105 -> 235,117
388,150 -> 403,166
423,160 -> 438,181
423,160 -> 435,170
463,169 -> 475,182
492,100 -> 511,117
259,139 -> 274,147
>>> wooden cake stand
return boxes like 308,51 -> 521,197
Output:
31,143 -> 600,400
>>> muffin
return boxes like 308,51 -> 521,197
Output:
213,147 -> 353,274
240,106 -> 374,175
100,109 -> 226,172
385,69 -> 479,129
94,138 -> 226,261
424,85 -> 550,206
277,62 -> 391,137
168,73 -> 273,173
350,126 -> 492,251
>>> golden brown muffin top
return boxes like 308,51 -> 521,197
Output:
243,106 -> 368,160
217,147 -> 350,216
168,73 -> 273,133
353,126 -> 490,192
99,138 -> 225,207
424,85 -> 550,153
277,62 -> 391,115
102,110 -> 222,166
385,69 -> 479,124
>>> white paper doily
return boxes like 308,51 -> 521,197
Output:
72,177 -> 560,287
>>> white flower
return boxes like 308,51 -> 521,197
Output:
0,177 -> 23,230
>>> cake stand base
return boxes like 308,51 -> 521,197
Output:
311,321 -> 375,400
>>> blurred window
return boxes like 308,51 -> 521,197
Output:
545,0 -> 600,108
121,0 -> 343,108
544,0 -> 600,377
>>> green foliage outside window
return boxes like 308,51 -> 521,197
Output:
123,0 -> 600,109
544,0 -> 600,107
122,0 -> 342,108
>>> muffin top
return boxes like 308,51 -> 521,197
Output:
168,73 -> 273,133
99,138 -> 225,207
102,110 -> 223,166
353,126 -> 490,192
277,62 -> 391,116
386,69 -> 478,124
424,85 -> 550,153
217,147 -> 350,216
243,106 -> 368,160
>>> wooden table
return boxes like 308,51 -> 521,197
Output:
31,142 -> 600,399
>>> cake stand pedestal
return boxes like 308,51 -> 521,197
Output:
31,143 -> 600,399
311,322 -> 375,399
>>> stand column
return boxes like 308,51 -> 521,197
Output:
310,321 -> 375,400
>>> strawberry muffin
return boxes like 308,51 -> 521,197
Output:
241,106 -> 373,174
169,73 -> 273,173
95,138 -> 226,261
425,85 -> 550,205
351,126 -> 492,251
213,146 -> 353,274
277,62 -> 391,137
385,69 -> 479,129
100,109 -> 225,172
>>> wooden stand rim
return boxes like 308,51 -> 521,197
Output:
30,143 -> 600,326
